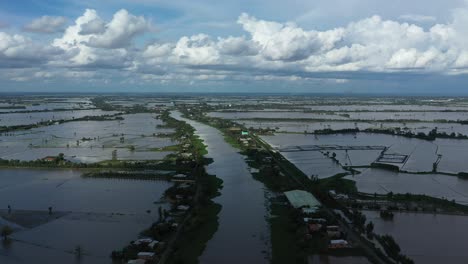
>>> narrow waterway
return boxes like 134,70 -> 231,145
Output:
172,112 -> 270,264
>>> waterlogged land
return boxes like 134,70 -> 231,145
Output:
3,94 -> 468,264
0,169 -> 172,264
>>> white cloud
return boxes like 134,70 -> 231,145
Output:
52,9 -> 136,68
399,14 -> 437,23
24,16 -> 67,34
87,9 -> 150,48
217,36 -> 258,56
237,13 -> 344,61
79,18 -> 106,35
0,32 -> 63,68
171,34 -> 220,65
4,3 -> 468,87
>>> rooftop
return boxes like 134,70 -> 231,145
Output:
284,190 -> 321,209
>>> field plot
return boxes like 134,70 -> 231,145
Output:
0,168 -> 172,264
0,97 -> 94,112
0,109 -> 118,127
346,168 -> 468,204
239,120 -> 468,137
0,113 -> 175,163
364,210 -> 468,264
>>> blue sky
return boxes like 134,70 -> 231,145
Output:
1,0 -> 468,94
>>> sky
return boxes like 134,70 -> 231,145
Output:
1,0 -> 468,94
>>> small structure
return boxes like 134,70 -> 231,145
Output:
133,238 -> 153,246
127,259 -> 146,264
228,127 -> 241,133
241,131 -> 249,136
137,252 -> 155,261
308,223 -> 322,233
329,239 -> 349,249
172,174 -> 187,179
148,240 -> 159,249
284,190 -> 321,213
42,156 -> 57,162
176,205 -> 190,211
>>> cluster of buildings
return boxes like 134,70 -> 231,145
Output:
127,238 -> 164,263
284,190 -> 350,250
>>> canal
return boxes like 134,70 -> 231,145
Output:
172,111 -> 270,264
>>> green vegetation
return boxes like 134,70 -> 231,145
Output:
1,226 -> 13,241
167,172 -> 222,264
317,174 -> 357,195
270,203 -> 308,264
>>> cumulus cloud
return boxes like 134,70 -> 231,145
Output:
87,9 -> 150,48
171,34 -> 220,65
0,32 -> 63,68
52,9 -> 137,68
79,18 -> 106,35
237,13 -> 344,61
3,4 -> 468,87
24,16 -> 67,34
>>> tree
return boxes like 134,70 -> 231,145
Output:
158,206 -> 163,222
1,226 -> 13,241
366,221 -> 374,234
48,206 -> 53,215
74,245 -> 83,258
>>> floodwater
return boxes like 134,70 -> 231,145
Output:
208,110 -> 468,122
239,120 -> 468,137
0,109 -> 118,127
346,168 -> 468,204
261,133 -> 468,174
171,111 -> 269,264
364,210 -> 468,264
308,255 -> 371,264
0,168 -> 172,264
0,113 -> 175,163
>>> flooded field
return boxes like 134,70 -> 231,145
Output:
240,120 -> 468,137
0,113 -> 175,163
346,168 -> 468,204
261,132 -> 468,174
209,110 -> 468,122
0,97 -> 93,113
0,109 -> 119,127
0,168 -> 172,264
364,211 -> 468,264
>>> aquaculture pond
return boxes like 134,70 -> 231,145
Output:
261,133 -> 468,174
172,111 -> 270,264
0,109 -> 119,127
0,98 -> 93,113
364,210 -> 468,264
346,168 -> 468,204
0,113 -> 175,163
238,120 -> 468,137
0,168 -> 172,264
209,110 -> 468,122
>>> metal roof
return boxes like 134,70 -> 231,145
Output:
284,190 -> 321,209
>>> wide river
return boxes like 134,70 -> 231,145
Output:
172,111 -> 270,263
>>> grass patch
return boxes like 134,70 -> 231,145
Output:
318,173 -> 357,194
222,133 -> 243,150
150,145 -> 180,152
